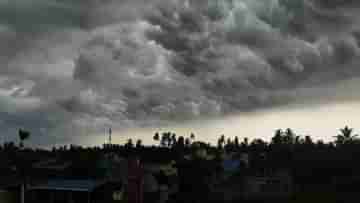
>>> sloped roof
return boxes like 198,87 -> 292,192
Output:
223,159 -> 241,172
0,175 -> 22,189
32,159 -> 72,170
29,179 -> 104,192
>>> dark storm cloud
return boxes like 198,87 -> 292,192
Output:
0,0 -> 85,31
1,0 -> 360,144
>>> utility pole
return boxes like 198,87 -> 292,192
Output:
108,127 -> 112,145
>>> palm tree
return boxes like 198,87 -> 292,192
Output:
136,139 -> 143,148
334,126 -> 359,146
125,139 -> 134,148
271,129 -> 283,145
177,136 -> 185,148
304,135 -> 313,146
153,132 -> 160,142
217,134 -> 225,149
16,129 -> 30,203
190,133 -> 195,141
160,133 -> 168,147
226,138 -> 232,146
171,133 -> 177,147
18,129 -> 30,148
185,138 -> 191,147
317,140 -> 325,148
234,136 -> 239,148
241,137 -> 249,148
161,132 -> 172,147
225,138 -> 233,151
251,139 -> 267,151
284,128 -> 295,145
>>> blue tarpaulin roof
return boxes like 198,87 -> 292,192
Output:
223,159 -> 240,172
29,179 -> 104,192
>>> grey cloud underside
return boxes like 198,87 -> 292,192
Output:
1,0 -> 360,143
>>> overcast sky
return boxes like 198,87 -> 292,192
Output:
1,0 -> 360,146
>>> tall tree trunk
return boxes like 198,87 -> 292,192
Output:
21,183 -> 25,203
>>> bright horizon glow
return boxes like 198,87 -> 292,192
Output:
69,100 -> 360,147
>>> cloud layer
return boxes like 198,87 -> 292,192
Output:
1,0 -> 360,144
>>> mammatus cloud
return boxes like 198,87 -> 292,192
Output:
1,0 -> 360,145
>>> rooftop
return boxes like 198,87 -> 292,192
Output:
29,179 -> 104,192
0,175 -> 22,189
